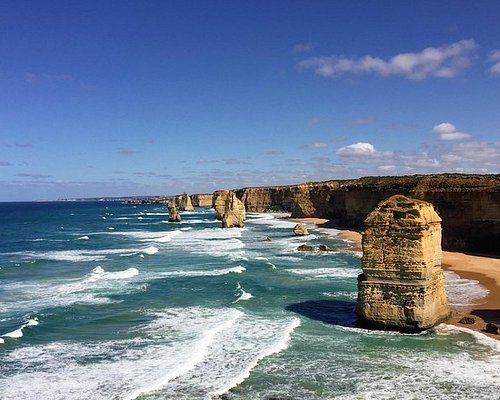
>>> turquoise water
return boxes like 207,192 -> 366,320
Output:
0,202 -> 498,400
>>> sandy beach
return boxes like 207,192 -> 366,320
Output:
291,217 -> 500,338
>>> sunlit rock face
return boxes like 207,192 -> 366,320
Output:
192,194 -> 213,207
221,193 -> 245,228
177,193 -> 194,211
213,190 -> 232,221
356,195 -> 450,332
168,201 -> 181,222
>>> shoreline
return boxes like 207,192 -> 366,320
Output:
290,217 -> 500,339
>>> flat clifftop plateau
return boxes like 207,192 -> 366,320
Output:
229,174 -> 500,256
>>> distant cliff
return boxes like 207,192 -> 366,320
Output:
192,194 -> 213,207
232,174 -> 500,256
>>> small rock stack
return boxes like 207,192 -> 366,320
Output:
356,195 -> 450,332
167,201 -> 181,222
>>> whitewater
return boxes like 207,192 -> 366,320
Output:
0,201 -> 498,399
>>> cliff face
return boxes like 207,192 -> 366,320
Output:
176,193 -> 194,211
231,174 -> 500,256
356,195 -> 450,331
192,194 -> 213,207
221,193 -> 246,228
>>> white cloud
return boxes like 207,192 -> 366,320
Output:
488,49 -> 500,76
292,43 -> 315,54
336,142 -> 376,156
298,39 -> 478,80
432,122 -> 472,141
25,73 -> 73,82
300,142 -> 328,150
307,117 -> 321,126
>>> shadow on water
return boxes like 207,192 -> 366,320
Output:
286,300 -> 357,327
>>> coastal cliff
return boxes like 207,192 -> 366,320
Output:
232,174 -> 500,256
192,194 -> 213,207
356,195 -> 450,331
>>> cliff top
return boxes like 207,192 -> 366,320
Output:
365,195 -> 441,227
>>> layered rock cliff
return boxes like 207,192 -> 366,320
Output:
213,190 -> 232,221
356,195 -> 450,331
232,174 -> 500,256
191,194 -> 213,208
221,192 -> 245,228
176,193 -> 194,211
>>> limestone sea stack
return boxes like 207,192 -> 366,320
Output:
192,193 -> 213,207
167,201 -> 181,222
213,190 -> 232,221
177,193 -> 194,211
222,193 -> 245,228
356,195 -> 450,332
293,223 -> 309,236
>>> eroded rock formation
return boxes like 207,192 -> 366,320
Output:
167,201 -> 181,222
233,174 -> 500,256
221,192 -> 245,228
356,195 -> 450,332
213,190 -> 232,221
177,193 -> 194,211
192,194 -> 213,207
293,223 -> 309,236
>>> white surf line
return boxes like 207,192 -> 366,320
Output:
1,318 -> 39,342
206,317 -> 301,399
124,310 -> 244,400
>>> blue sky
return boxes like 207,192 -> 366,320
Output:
1,1 -> 499,201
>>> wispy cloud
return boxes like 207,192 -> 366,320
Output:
300,142 -> 328,150
488,49 -> 500,76
433,122 -> 472,141
307,117 -> 321,126
265,150 -> 284,155
25,72 -> 73,83
16,173 -> 53,179
298,39 -> 478,80
117,148 -> 139,156
292,43 -> 315,54
0,161 -> 13,166
196,159 -> 219,164
223,158 -> 250,165
352,116 -> 377,126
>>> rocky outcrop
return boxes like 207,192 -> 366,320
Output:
221,193 -> 245,228
167,201 -> 181,222
232,174 -> 500,256
356,195 -> 450,332
213,190 -> 232,221
177,193 -> 194,211
293,223 -> 309,236
192,194 -> 213,208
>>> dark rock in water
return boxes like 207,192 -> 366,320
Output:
265,236 -> 272,242
485,322 -> 499,334
297,244 -> 314,252
318,244 -> 333,251
458,316 -> 475,324
293,223 -> 309,236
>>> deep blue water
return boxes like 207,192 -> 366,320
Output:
0,201 -> 498,399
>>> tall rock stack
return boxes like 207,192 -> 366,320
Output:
177,193 -> 194,211
222,193 -> 246,228
213,190 -> 232,221
167,201 -> 181,222
356,195 -> 450,332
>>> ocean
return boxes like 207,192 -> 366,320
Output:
0,201 -> 498,400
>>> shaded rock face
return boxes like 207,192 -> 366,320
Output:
191,194 -> 213,207
356,195 -> 450,332
293,223 -> 309,236
167,202 -> 181,222
221,193 -> 245,228
177,193 -> 194,211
